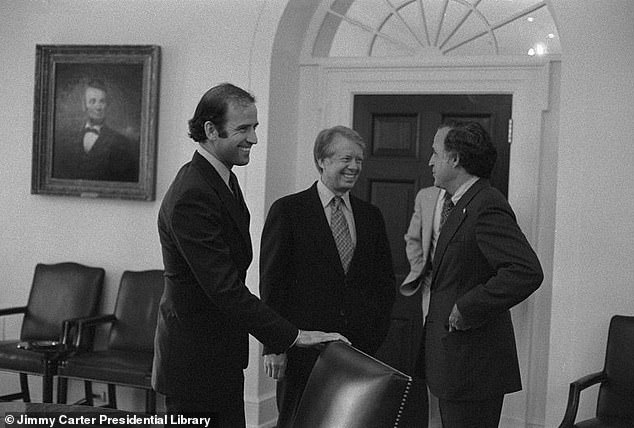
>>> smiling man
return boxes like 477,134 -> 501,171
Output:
153,84 -> 348,428
260,125 -> 396,427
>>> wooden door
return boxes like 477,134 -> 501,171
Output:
352,94 -> 512,374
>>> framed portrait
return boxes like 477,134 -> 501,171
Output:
31,45 -> 160,200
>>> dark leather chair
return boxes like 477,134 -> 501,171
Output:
292,341 -> 427,428
0,262 -> 104,403
56,270 -> 164,414
559,315 -> 634,428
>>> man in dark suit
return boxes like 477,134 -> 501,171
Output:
424,121 -> 543,427
152,84 -> 348,427
260,126 -> 396,428
53,79 -> 139,182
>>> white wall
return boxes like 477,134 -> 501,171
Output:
0,0 -> 281,424
546,0 -> 634,426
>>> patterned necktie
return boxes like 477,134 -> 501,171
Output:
431,192 -> 455,266
229,172 -> 248,215
330,196 -> 354,273
439,192 -> 454,230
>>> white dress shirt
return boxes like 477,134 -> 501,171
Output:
197,146 -> 232,192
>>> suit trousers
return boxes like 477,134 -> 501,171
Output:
411,326 -> 430,428
438,395 -> 504,428
164,370 -> 246,428
275,368 -> 311,428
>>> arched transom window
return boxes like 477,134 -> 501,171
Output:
313,0 -> 560,57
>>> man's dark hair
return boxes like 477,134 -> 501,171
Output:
188,83 -> 255,142
442,121 -> 497,178
85,79 -> 107,94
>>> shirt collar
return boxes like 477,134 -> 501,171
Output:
450,176 -> 480,204
197,145 -> 231,188
317,179 -> 352,210
84,123 -> 102,131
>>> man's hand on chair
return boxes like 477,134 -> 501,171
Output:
296,330 -> 350,347
264,353 -> 287,380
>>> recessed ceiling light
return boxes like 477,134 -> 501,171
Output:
527,17 -> 535,22
528,48 -> 535,56
547,33 -> 555,39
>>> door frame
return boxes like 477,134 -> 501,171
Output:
294,57 -> 554,426
296,58 -> 551,239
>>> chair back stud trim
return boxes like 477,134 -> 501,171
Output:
393,377 -> 412,428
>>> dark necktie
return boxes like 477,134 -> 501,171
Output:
439,192 -> 454,231
229,172 -> 248,215
431,192 -> 455,267
330,196 -> 354,273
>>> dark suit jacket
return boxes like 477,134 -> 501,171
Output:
425,179 -> 543,401
260,183 -> 395,374
53,124 -> 139,182
152,152 -> 298,398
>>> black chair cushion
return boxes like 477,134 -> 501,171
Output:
109,270 -> 164,352
292,342 -> 423,428
21,263 -> 104,341
58,350 -> 153,388
598,316 -> 634,419
0,341 -> 46,373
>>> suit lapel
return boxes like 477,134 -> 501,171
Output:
432,179 -> 488,283
306,184 -> 347,277
191,153 -> 252,251
347,195 -> 368,276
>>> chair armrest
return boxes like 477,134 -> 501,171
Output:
0,306 -> 28,317
558,371 -> 607,428
62,314 -> 117,350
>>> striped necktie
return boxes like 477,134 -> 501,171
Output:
330,196 -> 354,273
439,192 -> 454,231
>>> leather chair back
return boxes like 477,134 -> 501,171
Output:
597,315 -> 634,419
21,263 -> 104,341
292,341 -> 425,428
108,270 -> 164,352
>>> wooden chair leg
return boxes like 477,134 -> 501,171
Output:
42,361 -> 55,403
19,373 -> 30,402
106,384 -> 117,409
84,381 -> 93,406
146,389 -> 156,414
57,378 -> 68,404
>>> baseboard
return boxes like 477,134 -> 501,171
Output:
245,391 -> 278,428
500,415 -> 544,428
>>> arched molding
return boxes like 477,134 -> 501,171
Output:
305,0 -> 559,59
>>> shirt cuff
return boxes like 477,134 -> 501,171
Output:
289,330 -> 301,350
